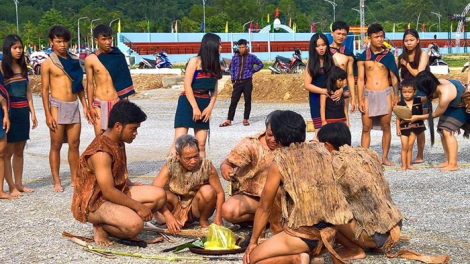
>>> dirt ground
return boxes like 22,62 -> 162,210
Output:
28,74 -> 175,94
29,69 -> 467,102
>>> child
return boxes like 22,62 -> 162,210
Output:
320,65 -> 349,127
396,78 -> 426,171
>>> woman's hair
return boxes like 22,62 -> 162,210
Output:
198,33 -> 222,79
317,122 -> 351,150
415,71 -> 440,146
398,29 -> 423,75
1,34 -> 27,78
269,110 -> 306,146
307,33 -> 333,78
325,65 -> 346,94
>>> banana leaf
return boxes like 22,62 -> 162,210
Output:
173,237 -> 207,252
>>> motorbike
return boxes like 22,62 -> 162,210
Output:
155,51 -> 172,68
138,57 -> 156,69
269,48 -> 306,74
427,43 -> 449,74
28,51 -> 48,75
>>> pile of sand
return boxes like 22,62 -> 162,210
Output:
28,69 -> 467,103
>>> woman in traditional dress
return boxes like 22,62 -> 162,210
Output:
304,33 -> 341,135
169,33 -> 222,158
1,34 -> 38,196
397,29 -> 430,164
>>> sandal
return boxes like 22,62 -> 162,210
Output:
219,121 -> 232,127
243,119 -> 250,126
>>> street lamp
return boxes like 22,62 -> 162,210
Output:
431,11 -> 442,32
90,18 -> 101,51
13,0 -> 19,35
243,21 -> 253,32
109,18 -> 120,46
202,0 -> 206,33
428,23 -> 438,32
77,17 -> 88,53
324,0 -> 337,22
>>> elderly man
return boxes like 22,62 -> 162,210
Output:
220,112 -> 282,233
152,134 -> 225,234
71,100 -> 166,246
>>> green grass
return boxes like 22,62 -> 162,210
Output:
442,54 -> 468,67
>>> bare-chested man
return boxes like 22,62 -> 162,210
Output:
330,21 -> 356,112
357,23 -> 399,166
41,26 -> 89,192
72,100 -> 166,246
85,24 -> 134,136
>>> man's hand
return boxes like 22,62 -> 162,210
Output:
220,163 -> 234,181
213,216 -> 223,226
165,214 -> 183,235
396,127 -> 402,136
350,98 -> 357,113
45,114 -> 57,131
243,242 -> 257,264
83,107 -> 92,124
358,100 -> 365,113
88,108 -> 99,125
135,204 -> 153,222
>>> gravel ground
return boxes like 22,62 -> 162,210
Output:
1,91 -> 469,264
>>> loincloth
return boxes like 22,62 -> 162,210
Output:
50,95 -> 80,125
284,225 -> 345,264
172,200 -> 198,227
437,106 -> 470,138
364,87 -> 391,130
93,97 -> 120,130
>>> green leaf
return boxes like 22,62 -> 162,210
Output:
173,237 -> 207,252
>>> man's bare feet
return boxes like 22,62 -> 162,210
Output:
412,158 -> 424,164
93,225 -> 113,246
16,184 -> 34,193
53,183 -> 64,192
440,165 -> 459,172
382,159 -> 395,166
9,188 -> 22,197
407,166 -> 418,170
335,245 -> 366,261
434,162 -> 448,168
400,166 -> 407,171
310,256 -> 324,264
299,253 -> 310,264
0,192 -> 16,199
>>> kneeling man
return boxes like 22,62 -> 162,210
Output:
244,110 -> 353,264
71,100 -> 166,246
152,135 -> 225,234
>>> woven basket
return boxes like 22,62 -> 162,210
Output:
393,105 -> 412,120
